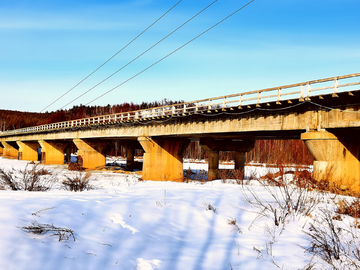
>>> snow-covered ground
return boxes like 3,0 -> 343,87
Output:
0,157 -> 358,270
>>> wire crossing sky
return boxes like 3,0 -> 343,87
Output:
59,0 -> 221,110
40,0 -> 184,113
85,0 -> 255,106
0,0 -> 359,112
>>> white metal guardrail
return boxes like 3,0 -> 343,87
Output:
2,72 -> 360,136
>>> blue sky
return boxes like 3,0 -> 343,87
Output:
0,0 -> 359,112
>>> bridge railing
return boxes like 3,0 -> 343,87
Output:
2,72 -> 360,136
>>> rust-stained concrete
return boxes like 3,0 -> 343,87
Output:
138,136 -> 189,181
302,131 -> 360,192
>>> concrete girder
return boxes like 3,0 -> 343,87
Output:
138,136 -> 189,181
301,131 -> 360,192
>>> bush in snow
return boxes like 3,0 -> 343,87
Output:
62,171 -> 92,192
336,197 -> 360,220
304,209 -> 360,269
0,164 -> 55,191
241,174 -> 322,228
218,169 -> 244,184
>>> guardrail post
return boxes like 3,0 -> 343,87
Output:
306,82 -> 311,100
276,88 -> 281,104
238,95 -> 243,108
256,92 -> 261,107
333,78 -> 339,97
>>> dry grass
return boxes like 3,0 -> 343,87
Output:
20,221 -> 75,242
304,209 -> 360,269
336,198 -> 360,219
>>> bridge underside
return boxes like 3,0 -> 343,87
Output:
1,90 -> 360,191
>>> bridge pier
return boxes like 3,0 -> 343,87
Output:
138,136 -> 189,181
17,141 -> 39,161
73,139 -> 106,169
200,138 -> 254,180
2,141 -> 19,159
208,150 -> 220,180
120,140 -> 143,170
39,140 -> 67,165
301,131 -> 360,192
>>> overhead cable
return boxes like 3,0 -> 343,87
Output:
40,0 -> 184,112
85,0 -> 255,106
60,0 -> 220,110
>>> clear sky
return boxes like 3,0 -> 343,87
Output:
0,0 -> 359,112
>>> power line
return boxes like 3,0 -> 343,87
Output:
60,0 -> 220,110
85,0 -> 255,106
40,0 -> 184,113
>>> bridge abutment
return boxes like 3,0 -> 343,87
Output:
39,140 -> 67,165
73,139 -> 106,169
17,141 -> 39,161
138,136 -> 189,181
301,131 -> 360,192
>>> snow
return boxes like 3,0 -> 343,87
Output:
0,157 -> 356,269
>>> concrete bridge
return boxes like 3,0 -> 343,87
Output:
1,73 -> 360,191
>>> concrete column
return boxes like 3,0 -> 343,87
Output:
38,140 -> 67,165
126,148 -> 135,170
301,131 -> 360,192
138,136 -> 189,181
235,152 -> 246,170
73,139 -> 106,169
208,150 -> 219,181
2,141 -> 19,159
200,138 -> 254,180
120,139 -> 143,170
17,141 -> 39,161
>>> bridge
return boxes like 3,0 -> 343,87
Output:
1,72 -> 360,191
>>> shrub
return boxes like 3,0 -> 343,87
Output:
218,169 -> 244,184
241,175 -> 321,228
336,198 -> 360,219
0,164 -> 55,191
62,171 -> 92,192
304,210 -> 360,269
68,156 -> 84,171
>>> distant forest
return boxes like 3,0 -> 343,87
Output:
0,99 -> 180,131
0,99 -> 314,165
